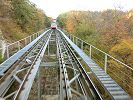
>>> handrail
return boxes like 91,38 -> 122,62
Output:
0,29 -> 46,61
61,29 -> 133,71
1,29 -> 44,48
82,39 -> 133,71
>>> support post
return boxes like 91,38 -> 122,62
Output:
17,41 -> 20,50
104,54 -> 108,73
32,34 -> 34,41
25,38 -> 27,46
48,42 -> 50,56
38,67 -> 41,100
90,45 -> 92,58
33,34 -> 36,40
36,33 -> 38,38
30,36 -> 32,43
6,46 -> 9,58
76,37 -> 78,45
36,33 -> 37,38
33,34 -> 34,40
81,41 -> 83,50
73,36 -> 74,43
32,35 -> 33,41
34,34 -> 35,39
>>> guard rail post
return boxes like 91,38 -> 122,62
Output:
30,35 -> 32,43
6,45 -> 9,58
25,38 -> 27,46
104,54 -> 108,73
17,41 -> 21,50
90,45 -> 92,58
81,41 -> 83,50
73,36 -> 74,43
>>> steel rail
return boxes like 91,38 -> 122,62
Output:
0,29 -> 45,49
59,28 -> 133,71
0,29 -> 51,98
57,32 -> 88,98
56,33 -> 71,100
13,31 -> 52,100
58,29 -> 132,100
58,30 -> 103,100
57,32 -> 88,99
69,34 -> 133,71
0,29 -> 51,75
0,43 -> 41,97
0,30 -> 50,79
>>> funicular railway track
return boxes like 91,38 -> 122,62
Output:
56,30 -> 102,100
0,29 -> 52,99
0,28 -> 132,100
57,29 -> 132,100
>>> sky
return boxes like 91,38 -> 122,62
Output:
29,0 -> 133,18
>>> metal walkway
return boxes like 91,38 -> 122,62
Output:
58,29 -> 132,100
0,28 -> 132,100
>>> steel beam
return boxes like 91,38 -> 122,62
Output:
14,31 -> 52,100
58,29 -> 132,100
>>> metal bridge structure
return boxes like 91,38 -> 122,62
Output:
0,28 -> 132,100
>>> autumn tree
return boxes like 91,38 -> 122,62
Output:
109,38 -> 133,66
57,9 -> 133,97
0,0 -> 50,41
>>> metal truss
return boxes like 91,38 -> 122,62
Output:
56,31 -> 102,100
0,30 -> 52,100
0,28 -> 132,100
58,29 -> 132,100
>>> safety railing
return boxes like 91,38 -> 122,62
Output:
0,29 -> 45,63
61,29 -> 133,97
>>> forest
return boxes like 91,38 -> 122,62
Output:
57,9 -> 133,97
0,0 -> 133,98
0,0 -> 51,62
0,0 -> 50,41
57,9 -> 133,67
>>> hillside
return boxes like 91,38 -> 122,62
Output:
0,0 -> 51,62
0,0 -> 50,42
57,10 -> 133,67
57,10 -> 133,97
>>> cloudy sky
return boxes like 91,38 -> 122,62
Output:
30,0 -> 133,18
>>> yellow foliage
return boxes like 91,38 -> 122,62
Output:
0,0 -> 50,42
0,19 -> 27,41
127,9 -> 133,19
65,11 -> 85,34
110,38 -> 133,67
66,17 -> 75,33
110,38 -> 133,52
